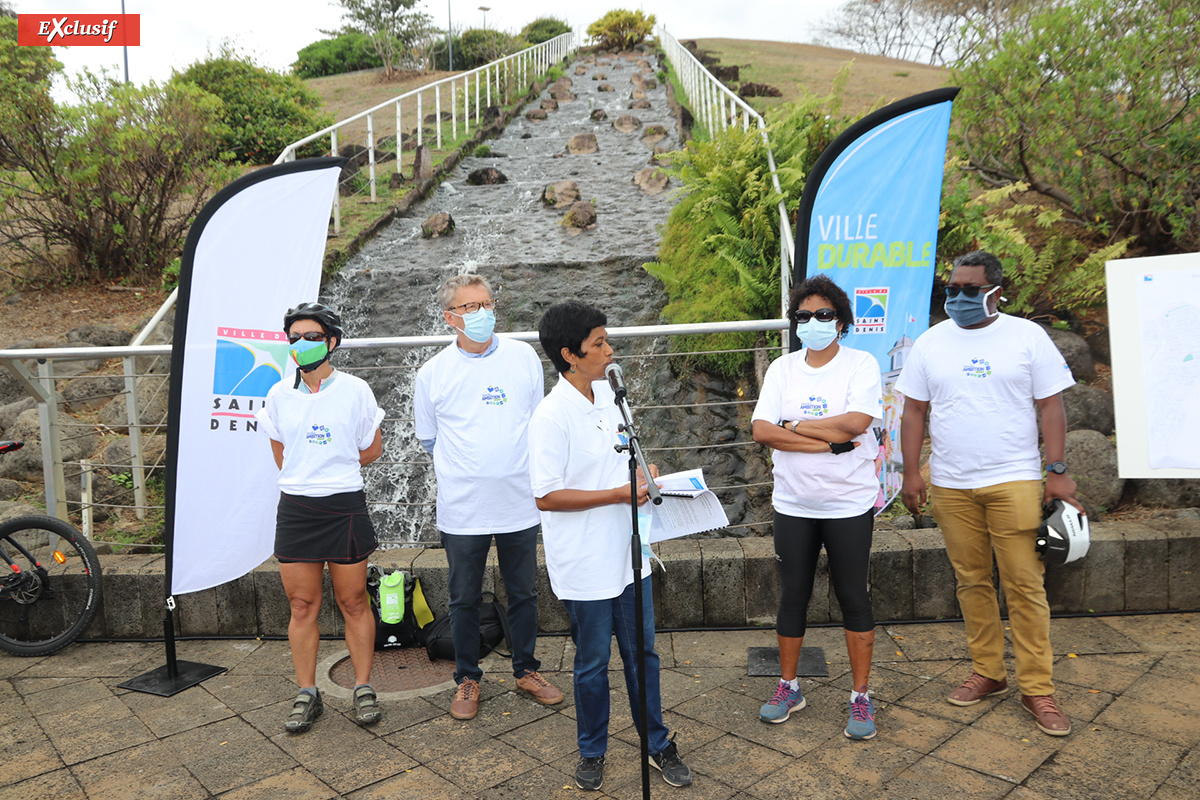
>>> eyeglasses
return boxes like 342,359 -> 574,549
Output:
447,300 -> 497,315
287,331 -> 328,344
795,308 -> 837,324
946,284 -> 997,298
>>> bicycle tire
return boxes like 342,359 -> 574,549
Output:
0,515 -> 103,657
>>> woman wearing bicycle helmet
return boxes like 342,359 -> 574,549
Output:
255,302 -> 384,733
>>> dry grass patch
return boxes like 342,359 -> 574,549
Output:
692,38 -> 948,118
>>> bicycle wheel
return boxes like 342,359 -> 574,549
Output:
0,515 -> 103,657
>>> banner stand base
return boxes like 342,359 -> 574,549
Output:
119,661 -> 227,697
747,646 -> 829,678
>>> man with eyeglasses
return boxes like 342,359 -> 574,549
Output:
414,274 -> 564,720
896,250 -> 1082,737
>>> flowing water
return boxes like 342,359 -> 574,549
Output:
326,53 -> 762,542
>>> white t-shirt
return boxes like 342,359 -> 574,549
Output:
895,314 -> 1075,489
751,345 -> 883,518
528,377 -> 650,601
414,338 -> 543,535
256,371 -> 385,497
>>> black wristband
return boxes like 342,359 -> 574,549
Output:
829,440 -> 855,454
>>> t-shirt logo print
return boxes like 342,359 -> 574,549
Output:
481,385 -> 508,406
800,395 -> 830,417
306,424 -> 332,445
963,358 -> 992,378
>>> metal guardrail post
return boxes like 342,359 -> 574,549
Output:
367,112 -> 377,202
123,356 -> 148,520
435,84 -> 442,150
331,129 -> 341,236
36,359 -> 68,521
80,459 -> 92,538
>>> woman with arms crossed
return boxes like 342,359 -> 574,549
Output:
751,275 -> 883,740
256,302 -> 385,733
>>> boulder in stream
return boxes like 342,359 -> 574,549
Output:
613,115 -> 642,133
567,133 -> 599,154
633,167 -> 669,195
421,212 -> 455,238
542,180 -> 580,208
563,200 -> 597,229
641,125 -> 669,145
467,167 -> 507,185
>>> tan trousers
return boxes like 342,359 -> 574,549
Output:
931,481 -> 1054,696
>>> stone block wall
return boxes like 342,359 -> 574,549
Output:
79,520 -> 1200,640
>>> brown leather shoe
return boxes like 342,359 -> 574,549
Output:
1022,694 -> 1071,736
947,671 -> 1009,706
450,678 -> 480,720
515,670 -> 564,705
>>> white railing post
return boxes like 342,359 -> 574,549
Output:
122,356 -> 147,520
486,65 -> 492,107
435,84 -> 443,149
367,111 -> 377,202
396,98 -> 403,179
331,129 -> 341,235
36,360 -> 68,521
475,70 -> 480,123
416,90 -> 423,147
451,79 -> 458,140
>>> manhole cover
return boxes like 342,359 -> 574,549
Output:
330,648 -> 456,692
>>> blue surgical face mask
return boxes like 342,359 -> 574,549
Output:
945,286 -> 1000,328
798,318 -> 839,352
455,307 -> 496,343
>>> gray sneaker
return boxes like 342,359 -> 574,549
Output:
649,736 -> 692,787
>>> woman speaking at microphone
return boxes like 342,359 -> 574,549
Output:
528,301 -> 692,792
751,274 -> 883,740
256,302 -> 384,734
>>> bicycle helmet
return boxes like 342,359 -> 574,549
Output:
283,302 -> 344,343
1036,499 -> 1090,564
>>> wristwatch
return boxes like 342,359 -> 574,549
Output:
779,420 -> 798,432
1047,461 -> 1068,475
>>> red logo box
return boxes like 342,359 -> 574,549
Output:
17,14 -> 140,46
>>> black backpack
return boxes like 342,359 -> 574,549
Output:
425,591 -> 513,661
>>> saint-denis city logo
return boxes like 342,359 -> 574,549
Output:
854,287 -> 889,334
210,327 -> 291,432
17,14 -> 140,46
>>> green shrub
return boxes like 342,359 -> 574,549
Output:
429,34 -> 462,70
950,0 -> 1199,252
938,178 -> 1131,318
644,87 -> 848,376
454,28 -> 527,70
0,72 -> 237,284
292,32 -> 384,78
586,9 -> 655,51
175,48 -> 333,165
521,17 -> 571,45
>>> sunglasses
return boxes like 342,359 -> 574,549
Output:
946,284 -> 997,298
795,309 -> 837,323
287,331 -> 328,344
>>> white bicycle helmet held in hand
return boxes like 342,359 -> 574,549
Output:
1036,499 -> 1090,564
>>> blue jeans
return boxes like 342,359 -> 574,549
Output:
562,576 -> 670,758
441,525 -> 541,684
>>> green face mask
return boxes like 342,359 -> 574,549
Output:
290,338 -> 330,372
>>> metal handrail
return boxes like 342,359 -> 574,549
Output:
273,31 -> 578,233
656,28 -> 795,325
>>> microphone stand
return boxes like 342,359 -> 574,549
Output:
612,386 -> 659,800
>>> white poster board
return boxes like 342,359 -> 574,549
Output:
1106,252 -> 1200,478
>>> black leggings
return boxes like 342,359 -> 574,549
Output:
774,509 -> 875,637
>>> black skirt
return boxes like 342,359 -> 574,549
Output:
274,490 -> 378,564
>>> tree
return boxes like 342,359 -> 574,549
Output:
816,0 -> 1050,66
951,0 -> 1199,251
586,10 -> 656,51
521,17 -> 571,45
0,73 -> 236,283
335,0 -> 435,78
175,48 -> 332,165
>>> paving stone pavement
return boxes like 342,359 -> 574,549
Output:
1,614 -> 1197,799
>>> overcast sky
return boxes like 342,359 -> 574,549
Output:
17,0 -> 843,98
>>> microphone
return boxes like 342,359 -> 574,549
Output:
604,362 -> 627,403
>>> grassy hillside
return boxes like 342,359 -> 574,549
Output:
691,38 -> 948,117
